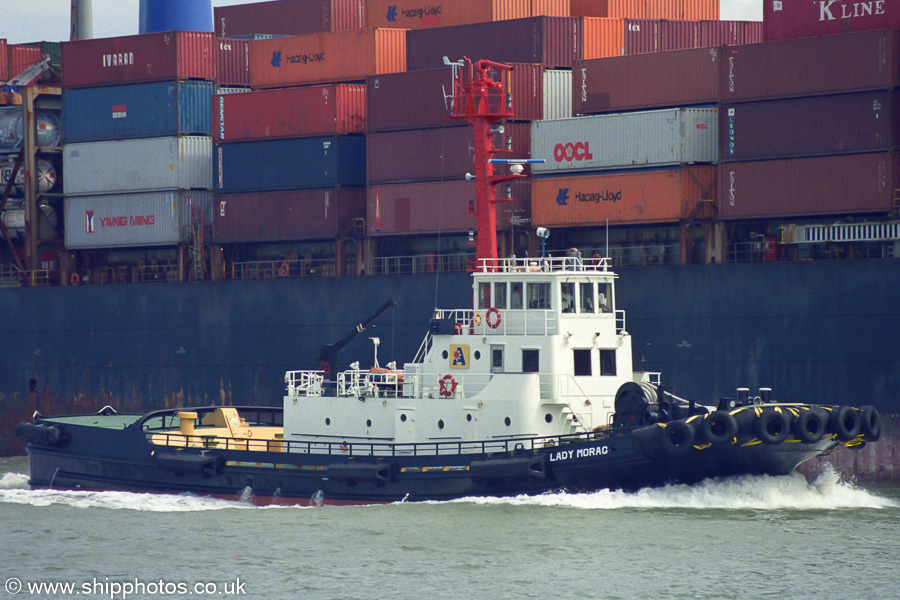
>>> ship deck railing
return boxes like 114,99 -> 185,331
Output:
473,255 -> 613,274
146,427 -> 619,458
433,308 -> 562,336
287,368 -> 614,408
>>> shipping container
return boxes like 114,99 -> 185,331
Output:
366,0 -> 568,30
574,46 -> 721,115
64,190 -> 214,249
215,84 -> 365,142
764,0 -> 900,41
250,29 -> 406,88
214,0 -> 364,37
721,91 -> 900,162
366,65 -> 555,131
543,69 -> 572,120
7,43 -> 44,79
532,165 -> 716,226
214,136 -> 366,193
406,16 -> 583,70
61,31 -> 216,88
213,188 -> 366,242
368,178 -> 532,235
583,18 -> 760,59
532,108 -> 717,174
367,122 -> 532,183
722,30 -> 900,103
64,137 -> 213,196
719,153 -> 897,219
572,0 -> 718,19
216,38 -> 250,86
63,80 -> 215,143
0,40 -> 7,81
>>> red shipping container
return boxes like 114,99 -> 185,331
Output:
61,31 -> 216,88
574,46 -> 721,115
250,29 -> 406,88
700,20 -> 763,47
366,0 -> 568,30
532,166 -> 716,227
722,30 -> 900,103
406,16 -> 583,70
366,64 -> 545,132
764,0 -> 900,41
214,188 -> 366,242
368,179 -> 532,235
719,153 -> 897,219
720,91 -> 900,162
215,84 -> 365,142
214,0 -> 364,37
366,122 -> 532,184
7,44 -> 43,80
216,38 -> 250,87
0,39 -> 7,81
572,0 -> 718,20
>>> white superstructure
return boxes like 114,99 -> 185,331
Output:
284,255 -> 651,449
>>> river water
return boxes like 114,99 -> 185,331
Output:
1,455 -> 898,600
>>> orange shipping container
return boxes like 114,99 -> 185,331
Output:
532,166 -> 716,226
250,29 -> 406,89
583,18 -> 625,59
367,0 -> 568,30
571,0 -> 718,20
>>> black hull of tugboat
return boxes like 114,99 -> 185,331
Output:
20,415 -> 854,504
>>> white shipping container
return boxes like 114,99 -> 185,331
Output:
63,136 -> 213,196
543,70 -> 572,121
64,191 -> 213,249
531,108 -> 718,174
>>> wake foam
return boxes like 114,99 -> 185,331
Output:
449,469 -> 898,511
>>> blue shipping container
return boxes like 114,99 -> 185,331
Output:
214,136 -> 366,193
62,80 -> 215,143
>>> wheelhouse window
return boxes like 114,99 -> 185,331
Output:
573,349 -> 592,376
598,282 -> 612,313
527,282 -> 550,309
478,282 -> 491,309
522,349 -> 540,373
599,349 -> 616,376
510,282 -> 523,309
579,282 -> 594,313
491,345 -> 504,373
560,283 -> 575,313
494,282 -> 508,310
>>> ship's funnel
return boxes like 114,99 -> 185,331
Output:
70,0 -> 93,40
139,0 -> 213,34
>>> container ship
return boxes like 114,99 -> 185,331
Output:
2,0 -> 898,483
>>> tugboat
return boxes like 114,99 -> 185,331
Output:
18,59 -> 882,504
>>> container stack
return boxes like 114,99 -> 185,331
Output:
60,31 -> 217,278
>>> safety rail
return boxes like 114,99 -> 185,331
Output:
232,258 -> 336,280
147,427 -> 622,458
435,308 -> 560,336
474,255 -> 612,273
286,370 -> 325,397
0,266 -> 56,287
370,252 -> 473,276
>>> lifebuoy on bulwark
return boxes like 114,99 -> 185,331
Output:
486,307 -> 502,329
439,374 -> 457,397
278,263 -> 289,277
70,272 -> 80,286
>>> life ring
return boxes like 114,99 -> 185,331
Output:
70,272 -> 80,286
278,263 -> 289,277
486,307 -> 502,329
439,374 -> 457,397
245,429 -> 253,438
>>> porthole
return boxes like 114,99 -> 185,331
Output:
474,350 -> 481,360
400,414 -> 407,422
366,419 -> 372,427
438,419 -> 445,430
325,418 -> 331,426
545,413 -> 553,423
504,417 -> 511,426
466,414 -> 473,422
442,350 -> 449,359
